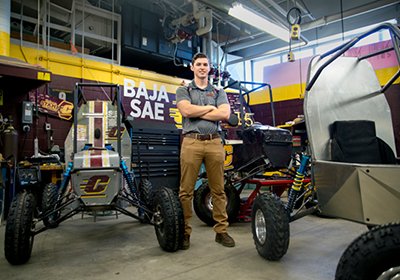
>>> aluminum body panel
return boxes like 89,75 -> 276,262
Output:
71,169 -> 122,206
315,160 -> 400,225
73,150 -> 120,169
304,56 -> 399,225
304,56 -> 396,161
64,100 -> 131,169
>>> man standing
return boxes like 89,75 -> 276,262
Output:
176,52 -> 235,249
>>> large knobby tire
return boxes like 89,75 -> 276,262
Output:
4,191 -> 36,265
139,179 -> 154,223
335,222 -> 400,280
42,183 -> 60,228
193,182 -> 240,226
139,179 -> 154,209
251,193 -> 290,261
153,186 -> 184,252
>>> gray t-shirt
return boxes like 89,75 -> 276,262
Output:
176,81 -> 229,134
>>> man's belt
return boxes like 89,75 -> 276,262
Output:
184,133 -> 220,141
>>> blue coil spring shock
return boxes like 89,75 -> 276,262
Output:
120,160 -> 139,200
121,160 -> 146,218
59,161 -> 73,194
285,155 -> 310,212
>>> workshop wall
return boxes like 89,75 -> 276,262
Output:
7,43 -> 187,160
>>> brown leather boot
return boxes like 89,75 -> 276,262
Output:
215,233 -> 235,247
181,235 -> 190,250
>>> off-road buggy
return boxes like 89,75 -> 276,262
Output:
250,23 -> 400,279
4,83 -> 184,265
193,81 -> 311,226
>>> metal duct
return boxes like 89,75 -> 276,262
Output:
195,8 -> 213,36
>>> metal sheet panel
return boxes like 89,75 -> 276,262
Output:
304,56 -> 396,161
315,160 -> 364,222
71,169 -> 122,206
315,160 -> 400,225
358,166 -> 400,225
64,100 -> 131,168
73,150 -> 120,169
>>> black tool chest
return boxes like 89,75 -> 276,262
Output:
126,120 -> 180,191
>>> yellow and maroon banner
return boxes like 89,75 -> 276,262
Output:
29,88 -> 73,120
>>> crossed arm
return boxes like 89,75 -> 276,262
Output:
177,100 -> 230,122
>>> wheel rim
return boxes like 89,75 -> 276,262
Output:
377,266 -> 400,280
155,205 -> 165,237
255,209 -> 266,244
205,193 -> 213,211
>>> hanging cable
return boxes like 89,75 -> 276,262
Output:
221,25 -> 232,70
287,7 -> 302,41
298,44 -> 303,94
340,0 -> 345,41
173,43 -> 183,66
286,7 -> 302,62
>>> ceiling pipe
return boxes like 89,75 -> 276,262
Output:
160,0 -> 247,41
196,0 -> 244,34
225,0 -> 400,53
192,1 -> 213,36
195,9 -> 213,36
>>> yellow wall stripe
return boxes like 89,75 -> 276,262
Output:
10,43 -> 185,93
9,43 -> 399,106
248,66 -> 400,106
248,84 -> 306,105
0,31 -> 10,56
375,67 -> 400,85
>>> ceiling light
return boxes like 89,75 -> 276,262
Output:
228,2 -> 290,42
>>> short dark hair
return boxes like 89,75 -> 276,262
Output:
192,52 -> 209,65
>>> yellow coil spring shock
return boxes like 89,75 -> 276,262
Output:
285,155 -> 310,212
292,172 -> 305,191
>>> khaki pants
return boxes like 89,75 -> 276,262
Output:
179,137 -> 228,236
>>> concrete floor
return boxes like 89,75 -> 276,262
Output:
0,208 -> 367,280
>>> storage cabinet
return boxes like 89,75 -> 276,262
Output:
126,120 -> 180,191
